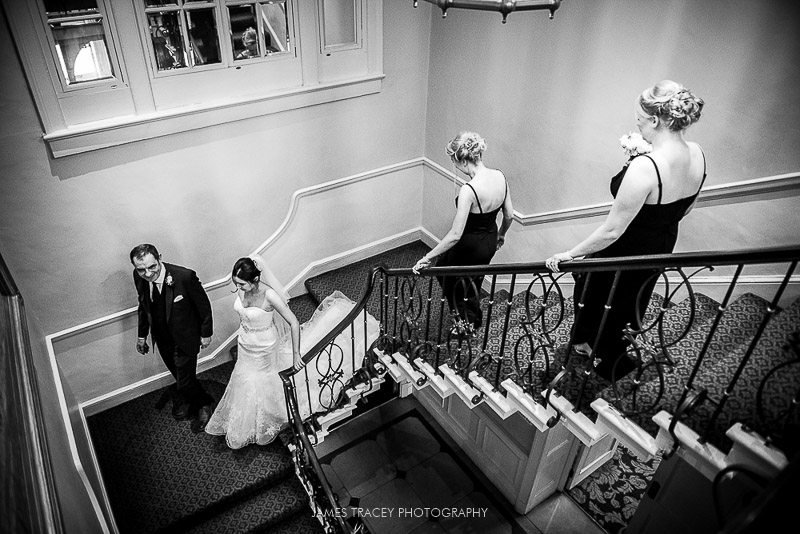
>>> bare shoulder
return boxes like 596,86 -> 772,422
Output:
621,156 -> 659,194
627,155 -> 658,177
687,141 -> 706,163
457,183 -> 475,199
263,286 -> 286,307
687,140 -> 702,151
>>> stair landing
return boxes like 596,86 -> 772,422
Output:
314,396 -> 604,534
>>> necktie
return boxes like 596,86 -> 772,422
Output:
152,282 -> 160,301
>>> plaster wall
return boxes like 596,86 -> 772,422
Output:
423,0 -> 800,213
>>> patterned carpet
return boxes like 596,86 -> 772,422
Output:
90,241 -> 798,534
304,240 -> 432,320
87,292 -> 326,533
303,241 -> 800,534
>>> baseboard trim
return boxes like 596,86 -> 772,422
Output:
284,227 -> 436,297
43,335 -> 114,533
47,161 -> 798,345
39,158 -> 797,534
79,332 -> 238,417
47,158 -> 428,345
80,228 -> 439,415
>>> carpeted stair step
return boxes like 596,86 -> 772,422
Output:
640,292 -> 720,357
88,381 -> 298,534
408,289 -> 512,370
183,475 -> 318,533
687,295 -> 800,449
606,292 -> 770,434
290,293 -> 321,323
596,293 -> 720,402
267,509 -> 327,533
303,240 -> 465,360
304,241 -> 432,320
466,289 -> 669,392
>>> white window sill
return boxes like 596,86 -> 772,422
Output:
43,74 -> 384,158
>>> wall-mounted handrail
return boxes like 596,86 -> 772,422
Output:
0,251 -> 63,533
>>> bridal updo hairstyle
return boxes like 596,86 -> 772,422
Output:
446,131 -> 487,165
232,257 -> 260,283
639,80 -> 704,132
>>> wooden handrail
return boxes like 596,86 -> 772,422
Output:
0,251 -> 63,533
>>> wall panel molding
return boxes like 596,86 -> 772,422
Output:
423,159 -> 800,225
45,158 -> 800,413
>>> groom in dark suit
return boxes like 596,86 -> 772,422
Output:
130,244 -> 214,431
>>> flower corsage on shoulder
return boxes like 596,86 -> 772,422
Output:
165,274 -> 174,286
619,131 -> 652,160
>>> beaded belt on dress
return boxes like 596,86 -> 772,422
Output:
240,323 -> 270,333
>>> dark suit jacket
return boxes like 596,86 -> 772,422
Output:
134,262 -> 213,356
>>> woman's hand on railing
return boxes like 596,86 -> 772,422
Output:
292,353 -> 305,371
412,255 -> 432,274
545,251 -> 574,272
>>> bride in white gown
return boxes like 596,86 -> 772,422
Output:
205,256 -> 379,449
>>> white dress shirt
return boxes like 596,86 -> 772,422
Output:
151,265 -> 166,299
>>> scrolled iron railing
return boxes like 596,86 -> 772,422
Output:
280,268 -> 387,533
385,247 -> 799,448
281,245 -> 799,531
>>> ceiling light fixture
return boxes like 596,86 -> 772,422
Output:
413,0 -> 563,23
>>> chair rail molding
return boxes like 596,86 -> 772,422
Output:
45,158 -> 800,415
422,159 -> 800,225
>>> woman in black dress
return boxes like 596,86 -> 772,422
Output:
413,132 -> 514,330
546,80 -> 705,380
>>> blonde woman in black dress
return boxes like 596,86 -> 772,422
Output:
546,80 -> 705,380
413,132 -> 514,330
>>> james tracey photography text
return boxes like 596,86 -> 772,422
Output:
321,507 -> 489,519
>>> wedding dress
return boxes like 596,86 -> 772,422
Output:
205,290 -> 379,449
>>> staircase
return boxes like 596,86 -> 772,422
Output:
87,378 -> 322,533
86,243 -> 429,534
87,291 -> 329,533
89,242 -> 799,534
290,243 -> 798,534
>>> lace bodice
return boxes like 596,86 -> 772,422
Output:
234,295 -> 275,333
206,290 -> 380,449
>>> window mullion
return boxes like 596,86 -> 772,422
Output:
255,2 -> 266,58
217,0 -> 234,64
177,6 -> 193,67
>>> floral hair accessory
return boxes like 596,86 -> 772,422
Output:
619,131 -> 652,158
165,274 -> 174,286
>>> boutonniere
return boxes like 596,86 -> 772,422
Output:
165,274 -> 174,287
619,131 -> 652,159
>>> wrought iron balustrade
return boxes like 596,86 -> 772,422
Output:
281,245 -> 800,531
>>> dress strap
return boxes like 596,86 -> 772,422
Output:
465,183 -> 483,213
696,145 -> 707,195
641,155 -> 662,204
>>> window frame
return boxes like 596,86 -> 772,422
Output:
318,0 -> 362,55
139,0 -> 225,76
4,0 -> 383,158
37,0 -> 128,94
226,0 -> 295,63
136,0 -> 299,78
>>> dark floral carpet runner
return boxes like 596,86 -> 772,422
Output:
89,241 -> 798,533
